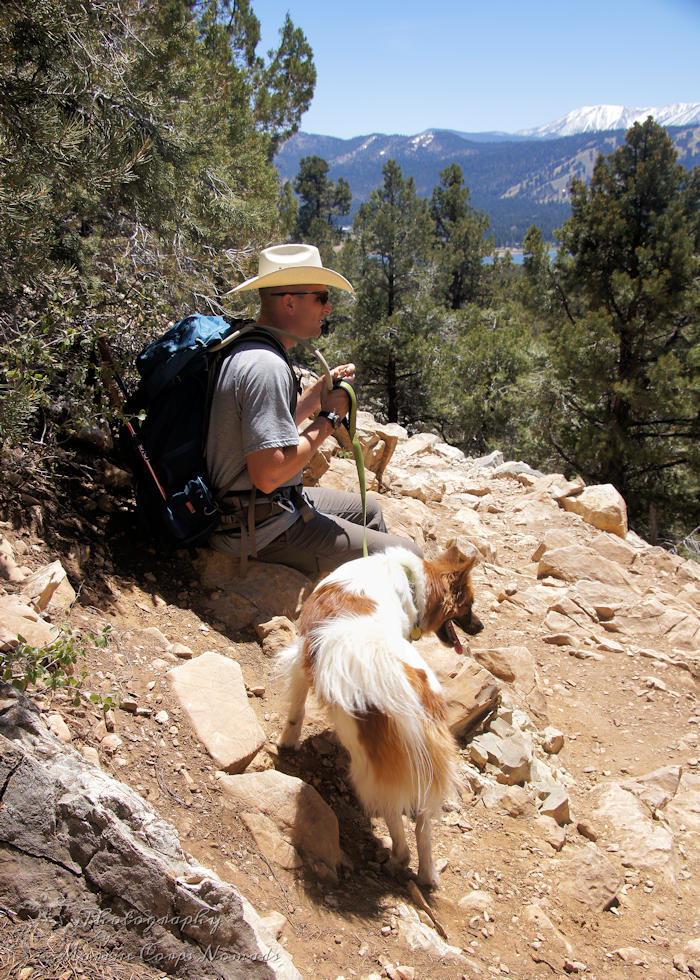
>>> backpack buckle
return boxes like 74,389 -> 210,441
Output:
273,493 -> 297,514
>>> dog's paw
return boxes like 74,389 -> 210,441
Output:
278,727 -> 301,750
417,867 -> 440,890
392,843 -> 411,867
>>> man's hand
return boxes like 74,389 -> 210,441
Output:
322,362 -> 356,417
331,363 -> 356,386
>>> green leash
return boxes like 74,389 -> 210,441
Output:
335,378 -> 368,557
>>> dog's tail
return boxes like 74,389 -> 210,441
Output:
274,638 -> 302,680
310,616 -> 453,806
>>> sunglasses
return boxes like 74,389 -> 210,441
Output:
270,290 -> 329,305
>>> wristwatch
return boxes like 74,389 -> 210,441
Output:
318,410 -> 342,430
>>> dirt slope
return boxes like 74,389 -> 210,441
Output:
1,459 -> 699,980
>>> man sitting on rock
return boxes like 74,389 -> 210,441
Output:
205,242 -> 422,576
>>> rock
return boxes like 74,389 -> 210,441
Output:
686,939 -> 700,977
168,652 -> 266,773
481,783 -> 538,819
442,660 -> 500,738
492,460 -> 545,479
0,596 -> 60,650
193,552 -> 312,630
100,733 -> 123,754
391,473 -> 445,503
449,508 -> 494,560
469,450 -> 504,472
538,785 -> 570,824
550,476 -> 586,501
469,730 -> 532,785
395,902 -> 468,963
535,815 -> 567,851
531,529 -> 578,561
471,645 -> 547,721
259,910 -> 289,941
538,544 -> 636,588
458,888 -> 495,913
541,726 -> 565,754
170,642 -> 194,659
612,947 -> 648,965
620,765 -> 682,814
303,446 -> 331,484
0,684 -> 299,979
254,615 -> 298,658
0,536 -> 27,582
591,781 -> 679,882
46,713 -> 72,743
523,903 -> 575,965
130,626 -> 173,653
81,746 -> 101,767
395,432 -> 441,458
20,560 -> 76,612
471,647 -> 516,682
589,532 -> 640,567
559,845 -> 623,911
216,769 -> 342,882
558,483 -> 628,537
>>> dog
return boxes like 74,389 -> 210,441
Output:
277,544 -> 483,888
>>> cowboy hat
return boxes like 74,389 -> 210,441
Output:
231,243 -> 354,293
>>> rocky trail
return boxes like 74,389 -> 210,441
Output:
1,415 -> 699,980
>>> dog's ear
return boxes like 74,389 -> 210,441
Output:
440,540 -> 478,573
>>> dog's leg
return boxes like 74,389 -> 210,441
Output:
279,660 -> 309,750
384,810 -> 410,867
415,811 -> 438,889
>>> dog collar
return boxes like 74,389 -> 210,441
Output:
403,565 -> 422,641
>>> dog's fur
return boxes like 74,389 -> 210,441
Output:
278,545 -> 483,888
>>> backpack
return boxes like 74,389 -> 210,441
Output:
124,313 -> 293,551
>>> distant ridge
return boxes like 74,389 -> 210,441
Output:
275,106 -> 700,246
517,102 -> 700,138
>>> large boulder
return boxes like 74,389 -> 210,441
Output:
0,684 -> 299,979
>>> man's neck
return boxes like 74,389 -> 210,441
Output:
255,316 -> 299,350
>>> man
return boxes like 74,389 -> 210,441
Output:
205,242 -> 422,576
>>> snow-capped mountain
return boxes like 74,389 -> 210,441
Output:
518,103 -> 700,138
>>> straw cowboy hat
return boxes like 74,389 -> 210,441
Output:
231,243 -> 354,293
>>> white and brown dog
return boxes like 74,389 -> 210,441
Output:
278,545 -> 483,888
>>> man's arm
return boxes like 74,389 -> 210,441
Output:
247,414 -> 336,494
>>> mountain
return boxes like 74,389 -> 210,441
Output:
274,121 -> 700,247
518,102 -> 700,138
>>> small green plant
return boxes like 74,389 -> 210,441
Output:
1,623 -> 119,712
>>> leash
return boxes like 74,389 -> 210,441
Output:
334,378 -> 368,557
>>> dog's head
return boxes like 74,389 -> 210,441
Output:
422,544 -> 483,646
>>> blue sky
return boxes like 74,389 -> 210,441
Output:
252,0 -> 700,138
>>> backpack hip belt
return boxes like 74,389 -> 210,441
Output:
218,485 -> 314,566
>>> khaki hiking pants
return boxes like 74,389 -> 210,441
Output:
255,486 -> 422,576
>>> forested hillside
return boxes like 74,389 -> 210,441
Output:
1,0 -> 698,550
274,125 -> 700,244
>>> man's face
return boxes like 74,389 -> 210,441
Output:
279,285 -> 331,339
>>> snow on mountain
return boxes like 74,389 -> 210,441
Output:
518,102 -> 700,138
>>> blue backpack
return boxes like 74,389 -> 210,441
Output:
125,313 -> 292,551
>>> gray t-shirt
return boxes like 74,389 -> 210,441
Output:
206,333 -> 302,553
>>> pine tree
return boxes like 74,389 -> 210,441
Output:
292,155 -> 351,259
0,0 -> 315,448
340,160 -> 435,424
541,118 -> 700,538
430,163 -> 493,309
